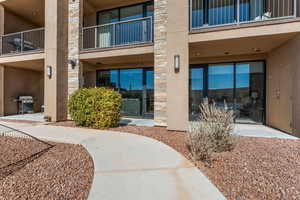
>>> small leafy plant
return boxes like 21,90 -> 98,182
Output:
68,88 -> 122,129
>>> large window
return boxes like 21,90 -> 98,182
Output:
190,61 -> 265,124
97,1 -> 154,25
97,67 -> 154,118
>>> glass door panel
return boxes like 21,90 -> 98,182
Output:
120,5 -> 143,21
208,0 -> 236,25
189,61 -> 265,124
189,67 -> 205,120
97,68 -> 154,119
143,69 -> 154,118
96,70 -> 119,89
97,9 -> 118,48
239,0 -> 264,22
119,69 -> 143,117
192,0 -> 204,28
208,64 -> 234,109
235,62 -> 265,124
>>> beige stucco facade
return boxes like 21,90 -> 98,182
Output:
0,0 -> 299,137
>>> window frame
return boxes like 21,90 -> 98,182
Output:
96,1 -> 154,25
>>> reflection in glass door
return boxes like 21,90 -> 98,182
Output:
189,67 -> 205,120
208,64 -> 234,110
144,69 -> 154,118
96,67 -> 154,118
235,62 -> 265,123
120,69 -> 143,117
189,61 -> 265,124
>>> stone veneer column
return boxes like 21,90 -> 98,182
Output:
154,0 -> 168,126
44,0 -> 69,121
154,0 -> 189,130
68,0 -> 83,96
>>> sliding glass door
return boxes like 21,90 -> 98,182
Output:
97,67 -> 154,119
189,61 -> 265,124
235,62 -> 265,123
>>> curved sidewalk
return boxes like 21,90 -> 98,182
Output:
1,122 -> 226,200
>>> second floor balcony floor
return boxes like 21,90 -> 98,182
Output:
190,0 -> 299,30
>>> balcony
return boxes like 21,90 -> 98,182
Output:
0,28 -> 45,57
82,17 -> 153,51
190,0 -> 298,30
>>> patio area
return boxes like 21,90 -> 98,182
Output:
0,113 -> 297,139
0,113 -> 45,122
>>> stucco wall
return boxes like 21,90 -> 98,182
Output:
4,67 -> 44,115
83,71 -> 96,88
0,65 -> 4,116
83,13 -> 96,27
4,10 -> 37,34
267,34 -> 300,136
165,0 -> 189,131
44,0 -> 69,121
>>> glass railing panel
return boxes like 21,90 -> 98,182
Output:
82,17 -> 153,51
191,0 -> 297,29
0,28 -> 44,56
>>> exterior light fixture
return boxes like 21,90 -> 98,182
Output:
174,55 -> 180,72
68,59 -> 78,69
46,65 -> 52,78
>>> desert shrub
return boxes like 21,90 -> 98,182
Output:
68,88 -> 122,129
186,99 -> 238,162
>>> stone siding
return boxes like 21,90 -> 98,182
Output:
154,0 -> 168,126
68,0 -> 83,96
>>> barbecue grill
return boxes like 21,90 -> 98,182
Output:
14,96 -> 34,114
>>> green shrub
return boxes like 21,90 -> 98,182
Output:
68,88 -> 122,129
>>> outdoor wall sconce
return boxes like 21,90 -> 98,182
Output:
68,59 -> 78,69
46,65 -> 52,79
174,55 -> 180,72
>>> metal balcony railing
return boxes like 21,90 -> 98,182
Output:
0,28 -> 45,56
82,17 -> 153,51
191,0 -> 298,30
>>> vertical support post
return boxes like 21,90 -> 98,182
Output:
0,4 -> 4,56
20,32 -> 24,53
0,65 -> 4,116
94,27 -> 97,48
154,0 -> 168,127
113,23 -> 116,47
142,19 -> 147,42
68,0 -> 83,97
237,0 -> 240,24
294,0 -> 297,17
44,0 -> 69,122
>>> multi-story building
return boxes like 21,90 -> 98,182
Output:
0,0 -> 299,137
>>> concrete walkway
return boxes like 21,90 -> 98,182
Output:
234,124 -> 298,139
0,122 -> 226,200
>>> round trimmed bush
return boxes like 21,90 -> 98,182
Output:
68,88 -> 122,129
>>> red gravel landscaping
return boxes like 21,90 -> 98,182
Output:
52,121 -> 300,200
0,136 -> 94,200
